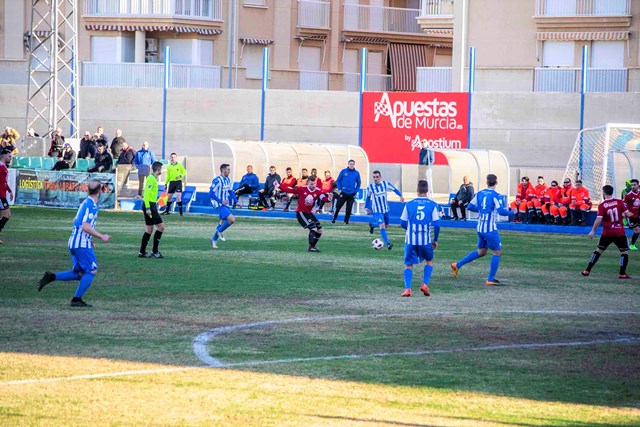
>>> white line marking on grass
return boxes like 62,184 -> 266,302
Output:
193,310 -> 640,367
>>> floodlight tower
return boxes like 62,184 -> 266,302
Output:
25,0 -> 80,138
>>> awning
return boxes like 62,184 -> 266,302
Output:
340,36 -> 388,45
239,37 -> 273,45
295,34 -> 327,64
24,30 -> 62,51
389,43 -> 429,92
85,24 -> 222,35
536,31 -> 629,41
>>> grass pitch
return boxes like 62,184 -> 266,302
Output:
0,206 -> 639,426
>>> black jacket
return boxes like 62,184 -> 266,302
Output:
117,147 -> 135,165
79,138 -> 97,159
110,136 -> 126,159
455,183 -> 475,204
264,173 -> 282,193
91,151 -> 113,173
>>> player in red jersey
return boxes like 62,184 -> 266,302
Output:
582,185 -> 632,279
0,152 -> 14,244
569,180 -> 592,226
510,176 -> 536,223
623,178 -> 640,250
276,178 -> 332,252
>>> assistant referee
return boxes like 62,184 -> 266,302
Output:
163,152 -> 187,216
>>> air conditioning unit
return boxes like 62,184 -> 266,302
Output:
145,38 -> 158,53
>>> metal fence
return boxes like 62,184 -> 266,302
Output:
534,0 -> 630,16
416,67 -> 452,92
82,62 -> 222,89
297,0 -> 330,28
534,68 -> 628,92
298,70 -> 329,91
420,0 -> 455,16
343,3 -> 422,34
343,73 -> 392,92
83,0 -> 222,19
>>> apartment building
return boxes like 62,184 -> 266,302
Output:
0,0 -> 637,92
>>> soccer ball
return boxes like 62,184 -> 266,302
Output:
371,238 -> 384,250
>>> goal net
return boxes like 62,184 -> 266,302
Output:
564,124 -> 640,204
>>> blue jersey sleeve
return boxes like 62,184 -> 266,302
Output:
209,178 -> 221,203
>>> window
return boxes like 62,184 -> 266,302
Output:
542,41 -> 575,67
591,41 -> 624,69
242,44 -> 264,79
244,0 -> 267,6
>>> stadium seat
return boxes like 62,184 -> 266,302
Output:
75,158 -> 89,171
171,185 -> 196,213
29,157 -> 43,169
353,189 -> 367,215
41,157 -> 55,170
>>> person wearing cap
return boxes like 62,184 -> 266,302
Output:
51,143 -> 76,171
79,131 -> 97,159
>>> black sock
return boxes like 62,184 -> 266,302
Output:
308,230 -> 315,246
632,233 -> 639,245
153,231 -> 163,253
620,253 -> 629,275
178,201 -> 183,214
0,216 -> 8,232
312,230 -> 322,246
165,201 -> 172,212
586,251 -> 601,272
140,232 -> 151,253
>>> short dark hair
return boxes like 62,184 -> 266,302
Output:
152,161 -> 163,173
576,179 -> 582,184
631,179 -> 639,185
87,180 -> 102,195
372,170 -> 381,176
537,176 -> 544,180
220,163 -> 229,171
170,152 -> 177,157
286,167 -> 292,172
487,174 -> 497,187
348,159 -> 355,164
301,168 -> 308,172
521,176 -> 529,182
417,180 -> 429,194
270,165 -> 276,169
551,180 -> 559,186
603,185 -> 614,196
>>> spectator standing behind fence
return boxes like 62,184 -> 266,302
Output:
51,143 -> 76,171
116,141 -> 135,195
259,166 -> 281,210
133,141 -> 157,198
234,165 -> 259,205
332,160 -> 361,225
110,129 -> 126,160
88,143 -> 113,173
450,176 -> 474,221
79,131 -> 97,159
1,127 -> 20,155
48,127 -> 65,158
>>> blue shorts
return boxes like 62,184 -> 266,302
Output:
477,231 -> 502,251
213,204 -> 231,220
70,248 -> 98,273
371,212 -> 390,227
404,243 -> 433,265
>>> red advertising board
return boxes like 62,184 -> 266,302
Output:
361,92 -> 469,164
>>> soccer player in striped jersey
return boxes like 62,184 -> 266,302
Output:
139,161 -> 165,258
400,180 -> 440,297
37,180 -> 111,307
209,163 -> 238,249
451,174 -> 513,286
365,170 -> 404,250
0,152 -> 13,244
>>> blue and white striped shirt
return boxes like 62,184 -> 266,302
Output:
470,189 -> 509,234
209,175 -> 236,208
400,197 -> 441,245
68,197 -> 98,250
365,181 -> 402,214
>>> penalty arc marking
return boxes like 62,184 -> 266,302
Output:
192,310 -> 640,368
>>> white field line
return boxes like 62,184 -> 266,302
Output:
1,310 -> 638,386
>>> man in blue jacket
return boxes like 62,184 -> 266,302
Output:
234,165 -> 260,205
332,159 -> 361,225
133,141 -> 157,197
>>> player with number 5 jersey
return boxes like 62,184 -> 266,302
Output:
451,174 -> 514,286
583,184 -> 632,279
399,180 -> 441,297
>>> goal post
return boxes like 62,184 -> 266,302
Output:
564,124 -> 640,203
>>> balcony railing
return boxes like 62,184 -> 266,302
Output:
534,68 -> 628,92
344,4 -> 422,34
416,67 -> 452,92
420,0 -> 454,16
534,0 -> 630,16
297,0 -> 330,29
343,73 -> 392,92
81,62 -> 222,88
299,70 -> 328,90
83,0 -> 223,20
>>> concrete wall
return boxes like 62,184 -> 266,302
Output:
2,84 -> 638,193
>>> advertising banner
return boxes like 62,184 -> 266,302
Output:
14,169 -> 116,209
362,92 -> 469,164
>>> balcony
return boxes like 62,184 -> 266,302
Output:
343,73 -> 392,92
534,68 -> 628,92
299,70 -> 328,90
81,62 -> 222,89
417,0 -> 454,32
343,3 -> 423,35
534,0 -> 631,30
84,0 -> 223,20
416,67 -> 452,92
297,0 -> 330,29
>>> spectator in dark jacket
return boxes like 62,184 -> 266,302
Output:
110,129 -> 126,160
48,127 -> 65,158
450,176 -> 475,220
52,143 -> 76,170
88,143 -> 113,173
117,142 -> 135,165
79,131 -> 97,159
258,166 -> 281,210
